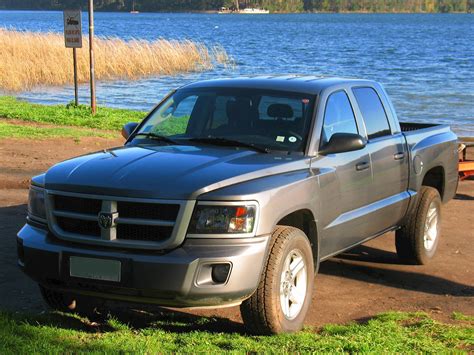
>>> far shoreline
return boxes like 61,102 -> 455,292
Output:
0,8 -> 471,14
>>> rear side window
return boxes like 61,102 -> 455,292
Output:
353,87 -> 391,139
321,91 -> 358,146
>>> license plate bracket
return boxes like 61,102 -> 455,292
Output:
69,256 -> 121,282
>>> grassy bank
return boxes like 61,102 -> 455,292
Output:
0,311 -> 472,353
0,29 -> 230,92
0,96 -> 144,139
0,96 -> 145,130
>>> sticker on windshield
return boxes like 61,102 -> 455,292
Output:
276,136 -> 285,142
289,136 -> 297,143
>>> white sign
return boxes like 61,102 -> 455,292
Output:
63,9 -> 82,48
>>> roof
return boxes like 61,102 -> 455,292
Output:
180,75 -> 375,95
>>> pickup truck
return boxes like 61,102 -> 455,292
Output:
18,76 -> 459,334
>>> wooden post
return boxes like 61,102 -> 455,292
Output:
72,47 -> 79,106
88,0 -> 97,114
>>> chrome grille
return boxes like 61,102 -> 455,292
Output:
46,191 -> 194,250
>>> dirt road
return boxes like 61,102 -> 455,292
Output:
1,136 -> 472,327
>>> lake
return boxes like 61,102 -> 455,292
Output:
1,11 -> 473,136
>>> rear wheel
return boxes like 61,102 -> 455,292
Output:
39,285 -> 104,317
395,186 -> 442,265
240,226 -> 314,334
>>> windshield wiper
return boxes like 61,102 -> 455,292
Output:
134,132 -> 179,145
188,137 -> 270,153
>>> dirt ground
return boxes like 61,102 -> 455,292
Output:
0,136 -> 472,328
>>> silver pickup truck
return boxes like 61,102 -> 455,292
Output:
18,76 -> 458,334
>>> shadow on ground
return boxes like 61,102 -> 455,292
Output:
321,246 -> 474,297
454,193 -> 474,201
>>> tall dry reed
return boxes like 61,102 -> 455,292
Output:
0,29 -> 231,92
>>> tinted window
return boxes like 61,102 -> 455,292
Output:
136,88 -> 316,152
321,91 -> 358,146
258,96 -> 302,121
353,87 -> 391,139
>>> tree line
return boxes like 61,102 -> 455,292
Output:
0,0 -> 472,13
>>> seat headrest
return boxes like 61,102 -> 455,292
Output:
267,104 -> 294,119
226,97 -> 252,122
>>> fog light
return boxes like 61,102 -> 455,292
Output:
211,263 -> 231,284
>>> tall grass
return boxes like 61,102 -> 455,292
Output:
0,29 -> 231,92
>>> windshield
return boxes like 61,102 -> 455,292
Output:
133,88 -> 316,153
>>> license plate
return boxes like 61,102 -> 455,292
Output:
70,256 -> 121,282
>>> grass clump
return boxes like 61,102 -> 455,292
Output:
0,28 -> 231,92
0,311 -> 471,353
0,96 -> 145,130
452,312 -> 474,322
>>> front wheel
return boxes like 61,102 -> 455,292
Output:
240,226 -> 314,334
39,285 -> 104,317
395,186 -> 442,265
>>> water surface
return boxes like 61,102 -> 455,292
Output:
1,11 -> 473,135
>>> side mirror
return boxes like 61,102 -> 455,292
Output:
121,122 -> 139,140
319,133 -> 367,155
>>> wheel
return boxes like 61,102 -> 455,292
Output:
39,285 -> 104,317
395,186 -> 442,265
240,226 -> 314,334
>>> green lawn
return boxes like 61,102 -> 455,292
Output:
0,96 -> 146,130
0,311 -> 472,353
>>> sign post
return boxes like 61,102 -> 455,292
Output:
63,9 -> 82,106
88,0 -> 97,115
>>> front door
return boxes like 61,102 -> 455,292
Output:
316,90 -> 373,257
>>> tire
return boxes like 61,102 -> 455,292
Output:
240,226 -> 314,334
395,186 -> 442,265
39,285 -> 104,317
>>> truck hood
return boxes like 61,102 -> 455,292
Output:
45,144 -> 310,199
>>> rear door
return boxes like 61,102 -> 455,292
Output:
352,87 -> 410,233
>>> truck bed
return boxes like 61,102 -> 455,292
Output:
400,122 -> 444,132
400,121 -> 455,147
400,121 -> 458,203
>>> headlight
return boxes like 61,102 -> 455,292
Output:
188,203 -> 257,235
28,186 -> 47,222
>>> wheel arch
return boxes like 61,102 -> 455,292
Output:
422,165 -> 445,200
276,209 -> 319,269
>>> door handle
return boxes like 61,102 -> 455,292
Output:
394,152 -> 405,160
356,162 -> 370,171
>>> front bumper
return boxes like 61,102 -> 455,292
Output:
17,224 -> 270,308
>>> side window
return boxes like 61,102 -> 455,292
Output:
353,87 -> 391,139
146,95 -> 198,136
210,96 -> 233,129
172,95 -> 198,118
321,91 -> 358,146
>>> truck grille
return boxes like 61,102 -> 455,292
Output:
54,195 -> 101,215
116,224 -> 174,241
57,216 -> 101,237
47,192 -> 192,249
